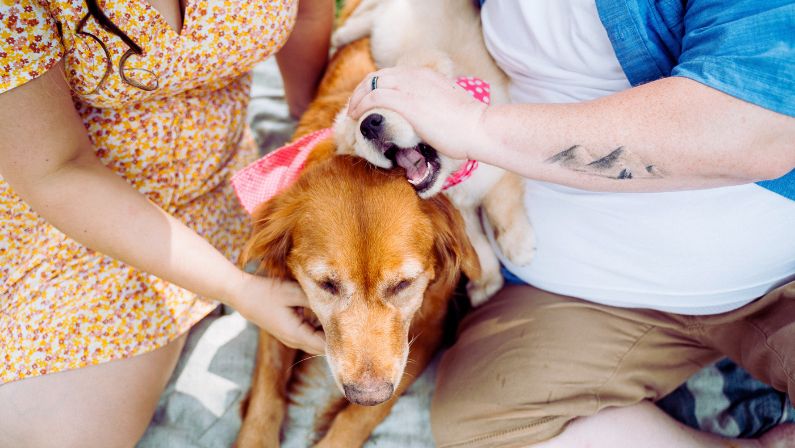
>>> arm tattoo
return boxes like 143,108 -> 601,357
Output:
546,146 -> 663,180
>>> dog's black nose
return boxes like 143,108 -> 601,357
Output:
360,113 -> 384,140
343,381 -> 394,406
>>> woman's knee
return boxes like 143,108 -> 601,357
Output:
0,380 -> 156,448
0,334 -> 186,448
2,423 -> 147,448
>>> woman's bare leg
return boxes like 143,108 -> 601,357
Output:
0,333 -> 187,448
534,401 -> 795,448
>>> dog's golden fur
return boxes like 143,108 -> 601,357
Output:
235,26 -> 479,448
332,0 -> 537,306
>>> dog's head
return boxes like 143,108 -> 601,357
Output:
334,107 -> 467,199
241,151 -> 479,406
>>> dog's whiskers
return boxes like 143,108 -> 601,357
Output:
408,331 -> 424,349
289,354 -> 326,370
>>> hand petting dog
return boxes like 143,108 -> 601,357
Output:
231,273 -> 326,355
348,66 -> 490,161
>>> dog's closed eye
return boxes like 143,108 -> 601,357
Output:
387,279 -> 414,296
318,278 -> 341,295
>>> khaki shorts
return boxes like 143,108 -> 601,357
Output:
431,282 -> 795,447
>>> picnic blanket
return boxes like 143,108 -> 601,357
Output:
137,309 -> 793,447
136,58 -> 793,448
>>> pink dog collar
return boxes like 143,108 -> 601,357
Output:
232,77 -> 491,214
439,76 -> 490,190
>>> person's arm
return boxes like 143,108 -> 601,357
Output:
0,64 -> 324,354
349,67 -> 795,192
276,0 -> 334,118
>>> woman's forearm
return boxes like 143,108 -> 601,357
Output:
476,77 -> 795,192
276,0 -> 334,117
21,152 -> 246,303
1,65 -> 249,306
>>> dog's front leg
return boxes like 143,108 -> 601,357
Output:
331,0 -> 383,49
460,205 -> 504,306
482,173 -> 536,267
313,328 -> 444,448
236,330 -> 297,448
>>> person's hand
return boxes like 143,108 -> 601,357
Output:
348,66 -> 490,160
227,272 -> 326,355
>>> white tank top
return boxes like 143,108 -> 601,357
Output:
481,0 -> 795,314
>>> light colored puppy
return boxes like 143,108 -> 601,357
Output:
333,0 -> 535,305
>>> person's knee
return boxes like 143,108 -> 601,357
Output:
0,336 -> 185,448
23,426 -> 146,448
431,391 -> 570,447
429,284 -> 666,446
430,344 -> 578,447
0,407 -> 150,448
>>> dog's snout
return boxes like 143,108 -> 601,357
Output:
343,380 -> 394,406
360,113 -> 384,141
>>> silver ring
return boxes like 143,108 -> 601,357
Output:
370,75 -> 378,91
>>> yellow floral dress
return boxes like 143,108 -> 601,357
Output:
0,0 -> 297,384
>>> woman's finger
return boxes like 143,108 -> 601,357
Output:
348,71 -> 385,117
281,313 -> 325,355
294,322 -> 326,355
347,67 -> 415,118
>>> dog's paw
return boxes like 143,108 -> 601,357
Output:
497,221 -> 536,266
331,24 -> 363,49
467,273 -> 504,307
331,0 -> 381,49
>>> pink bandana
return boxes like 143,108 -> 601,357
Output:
232,128 -> 332,214
232,77 -> 490,215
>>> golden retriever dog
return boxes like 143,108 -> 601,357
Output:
234,37 -> 480,447
332,0 -> 536,306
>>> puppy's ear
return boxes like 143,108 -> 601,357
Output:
239,194 -> 298,280
425,196 -> 481,289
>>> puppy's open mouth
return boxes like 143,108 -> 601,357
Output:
383,143 -> 441,193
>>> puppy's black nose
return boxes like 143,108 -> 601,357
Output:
360,113 -> 384,140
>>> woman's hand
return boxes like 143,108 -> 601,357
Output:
348,66 -> 490,160
228,273 -> 326,355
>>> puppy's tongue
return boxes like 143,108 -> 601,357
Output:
395,148 -> 428,185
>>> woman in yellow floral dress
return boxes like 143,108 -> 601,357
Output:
0,0 -> 331,444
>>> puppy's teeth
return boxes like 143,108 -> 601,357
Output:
407,161 -> 434,187
423,161 -> 433,182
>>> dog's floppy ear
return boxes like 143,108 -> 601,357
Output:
239,193 -> 298,280
424,196 -> 481,289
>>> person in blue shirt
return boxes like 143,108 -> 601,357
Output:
349,0 -> 795,446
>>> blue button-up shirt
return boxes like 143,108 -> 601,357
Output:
595,0 -> 795,200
